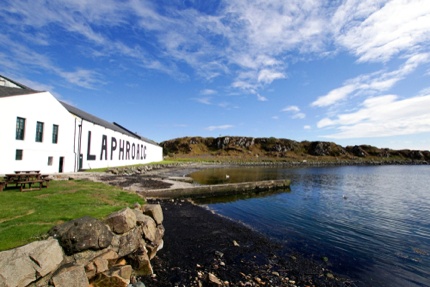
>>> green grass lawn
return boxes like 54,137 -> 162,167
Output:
0,179 -> 144,251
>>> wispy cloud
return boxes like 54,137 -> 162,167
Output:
312,53 -> 430,107
318,94 -> 430,139
333,0 -> 430,63
194,97 -> 212,105
205,124 -> 234,131
200,89 -> 217,95
282,105 -> 306,119
2,0 -> 430,96
256,93 -> 268,102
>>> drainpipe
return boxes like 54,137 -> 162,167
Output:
73,118 -> 77,172
77,119 -> 83,171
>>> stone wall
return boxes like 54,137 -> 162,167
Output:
0,204 -> 164,287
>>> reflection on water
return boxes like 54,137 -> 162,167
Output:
189,166 -> 430,287
191,188 -> 291,205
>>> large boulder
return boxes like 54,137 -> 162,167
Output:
0,238 -> 64,287
105,208 -> 137,234
140,216 -> 157,243
127,247 -> 153,275
85,250 -> 119,279
117,228 -> 145,258
49,216 -> 113,255
51,264 -> 89,287
141,204 -> 163,225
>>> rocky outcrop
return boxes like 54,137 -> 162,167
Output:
161,136 -> 430,163
0,204 -> 164,287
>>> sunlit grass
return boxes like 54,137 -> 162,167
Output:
0,179 -> 143,251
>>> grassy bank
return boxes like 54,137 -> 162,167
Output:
0,179 -> 143,251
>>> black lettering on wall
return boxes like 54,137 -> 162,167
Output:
131,143 -> 136,159
126,141 -> 130,160
143,145 -> 147,159
87,131 -> 96,161
100,135 -> 108,160
111,137 -> 117,160
136,143 -> 140,160
119,140 -> 125,160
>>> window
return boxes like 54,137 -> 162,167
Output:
16,117 -> 25,140
36,122 -> 44,142
48,156 -> 53,166
52,124 -> 59,144
16,149 -> 23,160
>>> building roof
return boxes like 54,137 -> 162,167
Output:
0,75 -> 40,98
60,101 -> 159,145
0,74 -> 159,146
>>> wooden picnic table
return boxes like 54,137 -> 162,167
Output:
3,172 -> 50,192
14,170 -> 40,174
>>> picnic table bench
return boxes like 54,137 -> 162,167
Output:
2,172 -> 50,192
15,170 -> 40,173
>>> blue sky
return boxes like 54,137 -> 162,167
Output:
1,0 -> 430,150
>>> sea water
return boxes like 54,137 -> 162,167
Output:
189,165 -> 430,287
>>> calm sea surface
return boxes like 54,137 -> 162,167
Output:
189,165 -> 430,287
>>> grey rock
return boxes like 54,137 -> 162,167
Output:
105,208 -> 137,234
0,238 -> 64,287
51,264 -> 89,287
117,228 -> 145,258
49,216 -> 113,255
141,204 -> 163,225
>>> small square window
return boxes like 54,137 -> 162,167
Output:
16,149 -> 23,160
48,156 -> 53,166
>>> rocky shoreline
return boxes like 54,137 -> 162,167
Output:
139,199 -> 357,287
70,163 -> 360,286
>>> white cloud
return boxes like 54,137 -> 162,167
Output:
205,124 -> 234,131
256,93 -> 268,102
200,89 -> 217,95
59,69 -> 103,90
312,84 -> 357,107
282,105 -> 306,119
304,125 -> 311,130
318,94 -> 430,138
312,53 -> 430,107
2,0 -> 430,110
194,97 -> 212,105
257,69 -> 286,85
282,105 -> 300,112
334,0 -> 430,63
292,113 -> 306,119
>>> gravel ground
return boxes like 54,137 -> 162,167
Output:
139,199 -> 358,287
72,165 -> 360,287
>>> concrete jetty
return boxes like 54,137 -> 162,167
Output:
141,179 -> 291,199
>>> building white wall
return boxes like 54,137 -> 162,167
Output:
0,92 -> 75,174
0,91 -> 163,175
72,118 -> 163,170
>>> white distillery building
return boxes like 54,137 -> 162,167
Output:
0,75 -> 163,174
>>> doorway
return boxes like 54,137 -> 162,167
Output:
59,157 -> 64,173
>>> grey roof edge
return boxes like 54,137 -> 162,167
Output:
113,122 -> 159,146
0,74 -> 36,90
60,101 -> 159,146
0,74 -> 41,98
